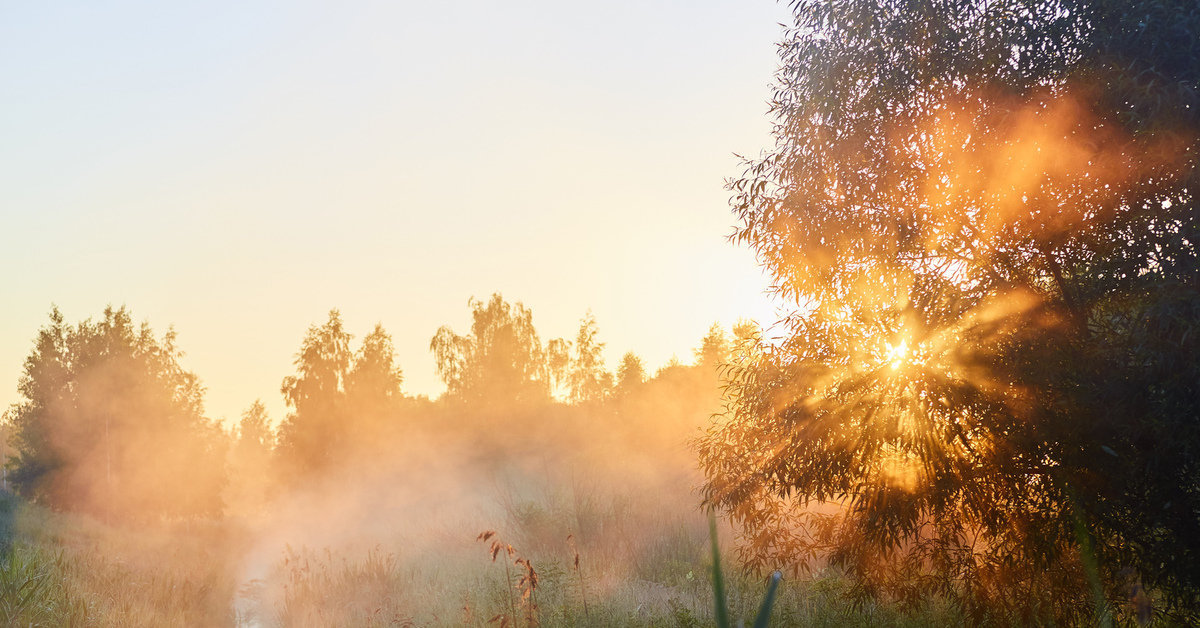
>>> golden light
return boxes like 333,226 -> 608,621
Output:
884,340 -> 908,370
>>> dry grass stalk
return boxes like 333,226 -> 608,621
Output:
478,530 -> 539,628
567,533 -> 589,619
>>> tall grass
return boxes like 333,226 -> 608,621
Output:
262,489 -> 969,628
0,492 -> 239,627
25,482 -> 1168,627
0,485 -> 981,628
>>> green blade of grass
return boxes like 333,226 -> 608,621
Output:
752,571 -> 782,628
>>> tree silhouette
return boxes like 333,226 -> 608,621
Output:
430,293 -> 553,408
701,0 -> 1200,622
567,311 -> 613,404
227,399 -> 275,512
345,323 -> 404,449
277,312 -> 407,472
693,323 -> 731,369
5,306 -> 226,521
277,310 -> 352,472
614,352 -> 647,396
546,338 -> 572,398
234,400 -> 274,461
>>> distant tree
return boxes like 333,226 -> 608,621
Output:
693,323 -> 731,369
5,306 -> 226,521
701,0 -> 1200,622
614,352 -> 647,395
277,313 -> 408,471
226,400 -> 274,512
234,400 -> 274,459
655,355 -> 683,378
346,324 -> 403,412
730,319 -> 757,344
345,323 -> 404,447
0,421 -> 11,492
430,293 -> 552,407
546,338 -> 572,398
728,320 -> 760,363
568,312 -> 613,404
277,310 -> 352,472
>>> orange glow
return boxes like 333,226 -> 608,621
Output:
885,340 -> 906,370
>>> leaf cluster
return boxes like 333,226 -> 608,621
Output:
704,0 -> 1200,622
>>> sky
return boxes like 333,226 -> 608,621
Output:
0,1 -> 793,426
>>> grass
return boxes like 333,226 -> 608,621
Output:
0,492 -> 238,627
0,487 -> 979,628
252,489 -> 969,628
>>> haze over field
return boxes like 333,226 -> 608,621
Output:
3,1 -> 1197,626
0,1 -> 791,424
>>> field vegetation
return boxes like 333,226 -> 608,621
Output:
0,480 -> 967,628
4,0 -> 1200,625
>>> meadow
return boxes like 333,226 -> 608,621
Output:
0,483 -> 966,628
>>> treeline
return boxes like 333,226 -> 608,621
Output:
2,294 -> 754,523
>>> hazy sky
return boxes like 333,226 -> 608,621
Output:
0,1 -> 792,425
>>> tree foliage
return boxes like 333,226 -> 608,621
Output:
5,306 -> 226,520
547,337 -> 572,396
568,312 -> 613,404
700,0 -> 1199,622
277,310 -> 353,471
277,311 -> 405,472
430,293 -> 553,408
346,323 -> 405,444
695,323 -> 732,369
615,352 -> 648,396
234,400 -> 274,462
227,399 -> 275,512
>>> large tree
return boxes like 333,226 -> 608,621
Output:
700,0 -> 1199,623
5,306 -> 227,521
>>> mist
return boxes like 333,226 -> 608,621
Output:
2,299 -> 744,627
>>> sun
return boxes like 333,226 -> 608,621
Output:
884,340 -> 909,370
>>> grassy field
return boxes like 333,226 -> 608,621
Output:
0,493 -> 237,626
0,489 -> 971,628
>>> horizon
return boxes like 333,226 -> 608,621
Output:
0,1 -> 792,425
